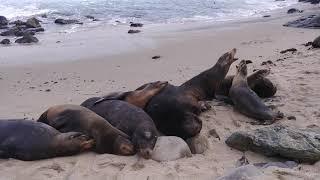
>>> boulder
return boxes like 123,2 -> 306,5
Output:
186,135 -> 209,154
55,19 -> 83,25
312,36 -> 320,48
130,22 -> 143,27
0,16 -> 8,26
9,20 -> 27,26
0,25 -> 8,29
226,125 -> 320,163
128,29 -> 141,34
0,39 -> 10,45
151,136 -> 192,162
299,0 -> 320,4
15,34 -> 39,44
284,14 -> 320,29
0,27 -> 24,36
287,8 -> 303,14
26,17 -> 41,28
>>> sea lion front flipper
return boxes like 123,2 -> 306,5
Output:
94,92 -> 131,105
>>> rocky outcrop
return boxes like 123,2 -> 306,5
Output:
0,16 -> 8,26
0,39 -> 10,45
299,0 -> 320,4
284,14 -> 320,29
312,36 -> 320,48
15,34 -> 39,44
226,125 -> 320,163
151,136 -> 192,162
287,8 -> 303,14
55,19 -> 83,25
26,17 -> 41,28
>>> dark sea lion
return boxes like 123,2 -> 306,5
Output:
0,119 -> 94,161
144,49 -> 238,139
81,99 -> 158,159
37,104 -> 134,155
216,69 -> 277,101
94,81 -> 168,109
229,60 -> 282,124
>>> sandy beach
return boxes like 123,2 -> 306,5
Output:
0,3 -> 320,180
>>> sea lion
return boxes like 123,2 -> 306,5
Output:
94,81 -> 168,109
216,69 -> 277,100
229,60 -> 282,124
144,49 -> 238,139
0,119 -> 94,161
81,99 -> 158,159
37,104 -> 134,155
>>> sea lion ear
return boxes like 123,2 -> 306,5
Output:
144,131 -> 152,139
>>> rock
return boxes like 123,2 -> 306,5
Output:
261,60 -> 274,66
9,20 -> 27,26
263,15 -> 271,18
152,55 -> 161,59
0,39 -> 10,45
287,116 -> 296,120
312,36 -> 320,48
41,14 -> 48,18
226,125 -> 320,163
186,135 -> 209,154
85,15 -> 95,20
304,41 -> 313,46
0,25 -> 8,29
284,14 -> 320,29
128,30 -> 141,34
287,8 -> 303,14
245,60 -> 253,64
299,0 -> 320,4
15,34 -> 39,44
0,27 -> 24,36
0,16 -> 8,26
151,136 -> 192,162
130,22 -> 143,27
217,165 -> 262,180
280,48 -> 297,54
55,19 -> 83,25
26,17 -> 41,28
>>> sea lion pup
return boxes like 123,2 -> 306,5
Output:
37,104 -> 134,155
81,99 -> 159,159
144,49 -> 238,139
229,60 -> 282,124
216,69 -> 277,100
0,119 -> 94,161
94,81 -> 168,109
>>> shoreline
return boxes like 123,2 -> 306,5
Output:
0,2 -> 320,180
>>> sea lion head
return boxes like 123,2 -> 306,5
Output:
55,132 -> 95,153
216,48 -> 238,67
182,112 -> 202,138
113,136 -> 135,156
132,128 -> 158,159
236,60 -> 248,76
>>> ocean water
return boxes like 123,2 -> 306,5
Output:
0,0 -> 297,24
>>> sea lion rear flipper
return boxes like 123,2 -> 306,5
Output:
94,92 -> 131,105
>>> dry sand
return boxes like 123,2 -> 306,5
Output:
0,4 -> 320,180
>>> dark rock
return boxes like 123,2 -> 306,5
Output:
55,19 -> 83,25
14,30 -> 36,37
287,8 -> 303,14
226,125 -> 320,163
245,60 -> 253,64
287,116 -> 296,120
0,25 -> 8,29
26,17 -> 41,28
9,20 -> 27,26
284,14 -> 320,29
0,39 -> 10,45
41,14 -> 48,18
0,16 -> 8,26
299,0 -> 320,4
280,48 -> 297,54
304,41 -> 313,46
128,29 -> 141,34
45,89 -> 51,92
15,34 -> 39,44
263,15 -> 271,18
312,36 -> 320,48
85,15 -> 95,20
261,60 -> 273,66
152,55 -> 161,59
130,22 -> 143,27
0,26 -> 25,36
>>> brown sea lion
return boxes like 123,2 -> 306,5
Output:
0,119 -> 94,161
37,104 -> 134,155
216,69 -> 277,101
144,49 -> 238,139
94,81 -> 168,109
81,99 -> 159,159
229,60 -> 283,124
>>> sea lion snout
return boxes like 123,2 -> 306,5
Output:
80,139 -> 95,151
229,48 -> 238,63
